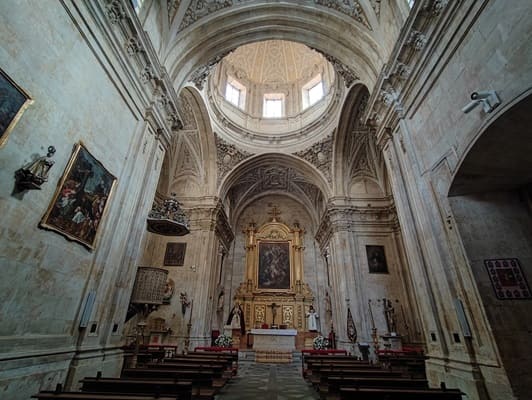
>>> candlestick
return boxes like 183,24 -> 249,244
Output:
368,300 -> 376,329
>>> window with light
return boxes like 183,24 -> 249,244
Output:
224,78 -> 246,110
263,95 -> 284,118
225,82 -> 241,107
302,75 -> 325,110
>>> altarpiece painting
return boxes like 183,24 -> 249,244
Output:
258,241 -> 290,289
40,142 -> 116,250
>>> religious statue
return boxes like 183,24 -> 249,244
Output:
383,298 -> 397,333
226,301 -> 245,334
306,305 -> 319,332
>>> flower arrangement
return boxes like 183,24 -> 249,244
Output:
214,334 -> 233,348
313,335 -> 329,350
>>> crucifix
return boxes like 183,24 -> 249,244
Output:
268,204 -> 281,222
269,302 -> 279,326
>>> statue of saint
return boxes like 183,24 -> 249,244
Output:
306,305 -> 319,332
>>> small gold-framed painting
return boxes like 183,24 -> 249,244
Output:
40,142 -> 117,250
0,67 -> 33,147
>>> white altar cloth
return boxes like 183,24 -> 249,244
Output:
250,329 -> 297,351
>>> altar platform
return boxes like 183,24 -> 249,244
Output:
250,328 -> 297,351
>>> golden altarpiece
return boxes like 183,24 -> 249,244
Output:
234,211 -> 315,336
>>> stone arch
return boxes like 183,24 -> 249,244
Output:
219,153 -> 331,226
447,93 -> 532,397
163,3 -> 388,91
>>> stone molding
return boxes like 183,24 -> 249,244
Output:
360,0 -> 453,146
315,202 -> 399,248
184,200 -> 234,248
314,0 -> 371,30
99,0 -> 184,148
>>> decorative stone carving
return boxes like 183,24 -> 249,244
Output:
423,0 -> 449,16
126,35 -> 142,56
215,134 -> 253,184
393,62 -> 411,79
370,0 -> 381,18
315,0 -> 371,30
189,50 -> 233,90
141,63 -> 156,84
293,135 -> 333,183
407,30 -> 428,51
321,53 -> 359,87
106,0 -> 125,24
179,0 -> 236,31
380,88 -> 396,106
168,0 -> 181,22
167,112 -> 183,132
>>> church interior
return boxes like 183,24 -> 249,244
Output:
1,0 -> 531,399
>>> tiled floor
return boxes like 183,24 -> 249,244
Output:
215,361 -> 319,400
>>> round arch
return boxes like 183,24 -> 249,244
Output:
163,3 -> 386,92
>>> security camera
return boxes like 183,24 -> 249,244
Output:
470,91 -> 493,100
462,90 -> 500,114
462,100 -> 480,114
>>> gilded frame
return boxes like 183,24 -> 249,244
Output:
40,142 -> 117,250
0,67 -> 33,148
256,240 -> 293,291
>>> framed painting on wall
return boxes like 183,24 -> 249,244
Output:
0,67 -> 33,148
164,242 -> 186,266
258,241 -> 290,290
366,245 -> 389,273
40,142 -> 117,250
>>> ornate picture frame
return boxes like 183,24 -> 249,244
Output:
40,142 -> 117,250
0,67 -> 33,148
257,241 -> 291,290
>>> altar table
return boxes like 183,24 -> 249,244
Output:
250,329 -> 297,351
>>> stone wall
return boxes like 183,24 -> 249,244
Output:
0,1 -> 167,398
450,189 -> 532,399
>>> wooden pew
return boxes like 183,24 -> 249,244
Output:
32,392 -> 176,400
80,377 -> 192,400
321,377 -> 428,400
339,386 -> 464,399
121,368 -> 221,399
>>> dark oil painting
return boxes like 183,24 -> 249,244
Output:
40,143 -> 116,250
258,241 -> 290,289
366,245 -> 389,274
0,68 -> 32,147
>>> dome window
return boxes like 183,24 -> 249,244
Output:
263,93 -> 284,118
302,75 -> 324,109
225,78 -> 246,110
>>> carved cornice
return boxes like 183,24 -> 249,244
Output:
101,0 -> 183,148
314,0 -> 371,30
315,203 -> 399,247
317,52 -> 360,88
360,0 -> 452,144
293,135 -> 333,184
189,50 -> 234,90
